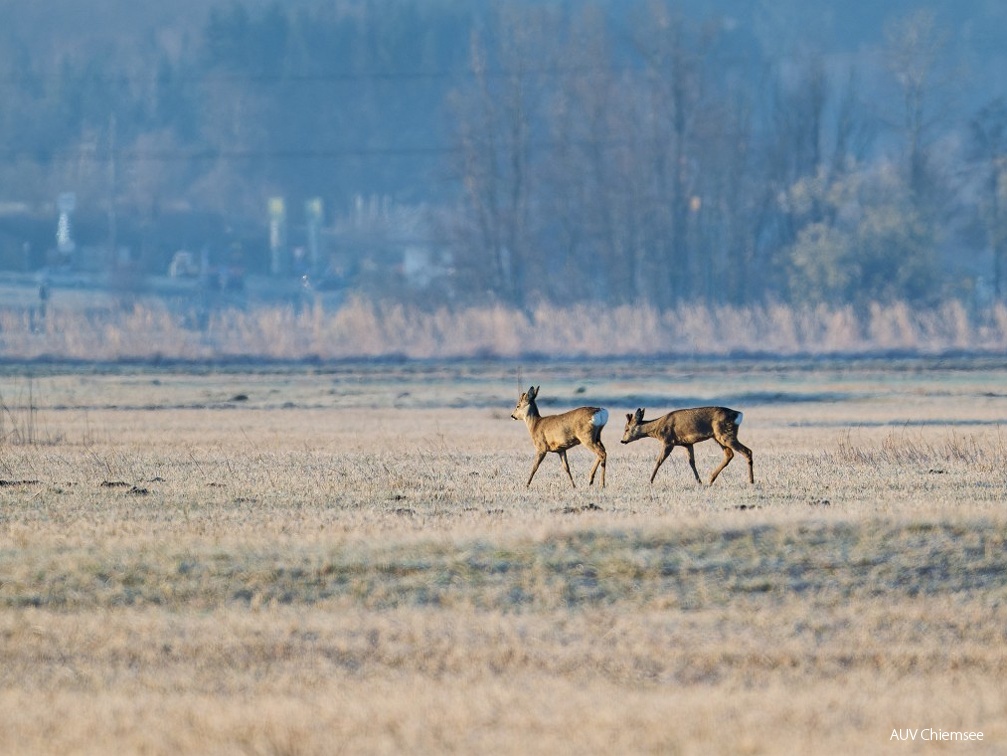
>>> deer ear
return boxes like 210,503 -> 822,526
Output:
625,413 -> 633,422
532,385 -> 540,397
635,408 -> 645,420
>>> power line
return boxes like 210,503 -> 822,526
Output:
0,70 -> 467,90
0,63 -> 665,88
0,135 -> 651,164
0,145 -> 460,163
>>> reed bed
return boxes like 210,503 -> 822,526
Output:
3,298 -> 1007,360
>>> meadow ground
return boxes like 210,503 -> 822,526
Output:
0,357 -> 1006,754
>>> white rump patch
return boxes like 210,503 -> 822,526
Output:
592,409 -> 609,427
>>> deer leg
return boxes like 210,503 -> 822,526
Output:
709,445 -> 734,486
586,439 -> 607,487
558,450 -> 576,488
684,444 -> 702,484
732,441 -> 754,483
526,451 -> 547,487
650,444 -> 674,483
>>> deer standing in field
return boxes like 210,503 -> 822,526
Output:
621,406 -> 754,486
511,385 -> 609,488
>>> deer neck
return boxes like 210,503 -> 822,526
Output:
642,417 -> 666,438
522,402 -> 543,432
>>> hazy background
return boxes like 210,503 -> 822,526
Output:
1,0 -> 1006,315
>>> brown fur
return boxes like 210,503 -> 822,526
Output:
511,386 -> 608,487
621,406 -> 754,486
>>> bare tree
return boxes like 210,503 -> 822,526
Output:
692,89 -> 760,305
448,8 -> 553,307
970,98 -> 1007,299
883,10 -> 953,207
539,6 -> 612,303
631,2 -> 708,306
831,68 -> 875,180
545,6 -> 649,305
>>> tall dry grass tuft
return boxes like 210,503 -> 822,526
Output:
830,428 -> 1005,470
2,297 -> 1007,360
0,378 -> 60,446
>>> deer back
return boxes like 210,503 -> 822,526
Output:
534,406 -> 607,451
663,406 -> 741,445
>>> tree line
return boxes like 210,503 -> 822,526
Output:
0,1 -> 1005,311
448,5 -> 1007,310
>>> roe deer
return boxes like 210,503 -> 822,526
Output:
621,406 -> 754,486
511,385 -> 608,488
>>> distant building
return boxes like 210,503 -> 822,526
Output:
325,195 -> 452,297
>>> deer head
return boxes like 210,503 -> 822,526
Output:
621,408 -> 647,444
511,385 -> 539,421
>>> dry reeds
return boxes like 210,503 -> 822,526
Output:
2,297 -> 1007,361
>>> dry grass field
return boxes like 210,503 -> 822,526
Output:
1,357 -> 1006,754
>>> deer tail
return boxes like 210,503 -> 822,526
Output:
590,408 -> 608,444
